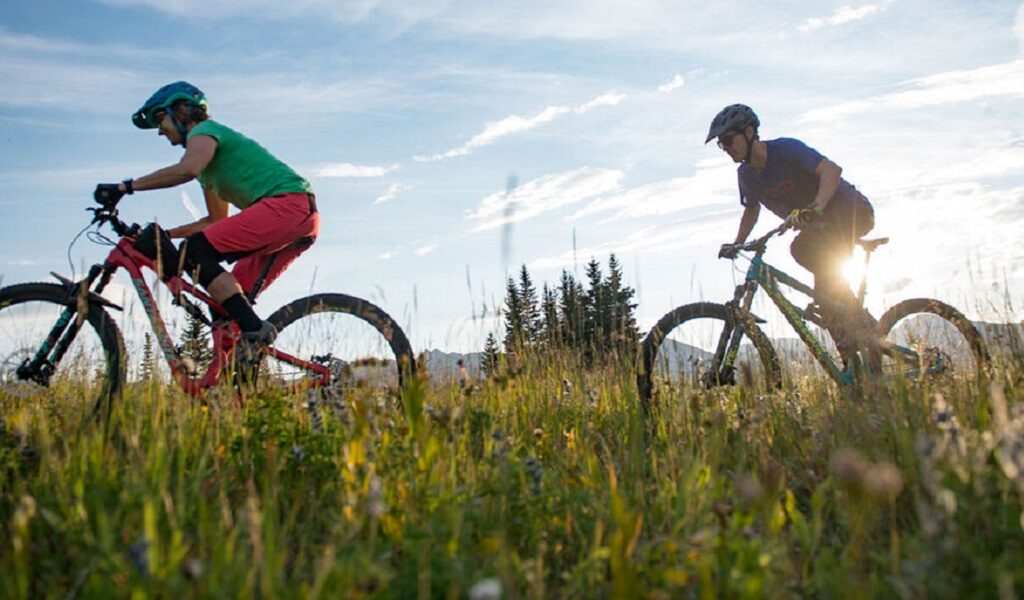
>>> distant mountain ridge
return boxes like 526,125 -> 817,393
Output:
418,316 -> 1022,379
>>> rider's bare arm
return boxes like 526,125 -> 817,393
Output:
120,135 -> 218,194
166,187 -> 229,239
734,202 -> 760,244
812,158 -> 842,211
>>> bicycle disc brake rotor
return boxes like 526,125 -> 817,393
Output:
0,349 -> 48,398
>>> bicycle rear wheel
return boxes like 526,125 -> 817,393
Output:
637,302 -> 781,413
875,298 -> 991,381
0,283 -> 125,416
264,293 -> 416,395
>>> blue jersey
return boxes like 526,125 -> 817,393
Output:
738,138 -> 870,219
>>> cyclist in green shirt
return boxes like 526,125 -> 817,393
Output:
94,82 -> 319,362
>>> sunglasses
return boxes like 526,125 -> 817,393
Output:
717,130 -> 744,150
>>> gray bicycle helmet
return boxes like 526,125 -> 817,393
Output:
705,104 -> 760,144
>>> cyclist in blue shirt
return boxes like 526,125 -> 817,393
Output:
708,104 -> 875,344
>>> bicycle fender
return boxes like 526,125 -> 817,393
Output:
50,272 -> 123,312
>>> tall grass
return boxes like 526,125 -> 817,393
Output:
1,352 -> 1022,598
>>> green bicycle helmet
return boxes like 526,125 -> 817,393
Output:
133,81 -> 207,147
704,103 -> 759,144
132,81 -> 207,129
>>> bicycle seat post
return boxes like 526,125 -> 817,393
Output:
854,237 -> 889,306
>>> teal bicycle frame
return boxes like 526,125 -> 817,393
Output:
720,224 -> 921,386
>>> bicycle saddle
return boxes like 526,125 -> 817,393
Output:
856,237 -> 889,252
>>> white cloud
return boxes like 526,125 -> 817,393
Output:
570,158 -> 737,222
529,210 -> 734,270
1016,3 -> 1024,54
374,183 -> 413,204
798,4 -> 883,32
313,163 -> 398,178
378,250 -> 396,260
863,181 -> 1024,314
467,167 -> 623,231
657,73 -> 685,93
799,59 -> 1024,123
0,25 -> 202,62
180,190 -> 201,220
415,243 -> 438,256
415,91 -> 625,162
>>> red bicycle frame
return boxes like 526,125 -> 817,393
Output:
98,236 -> 329,398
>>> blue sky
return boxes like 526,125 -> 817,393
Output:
1,0 -> 1022,353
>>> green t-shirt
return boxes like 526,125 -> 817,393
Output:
188,120 -> 313,210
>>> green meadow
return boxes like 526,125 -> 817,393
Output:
2,352 -> 1023,598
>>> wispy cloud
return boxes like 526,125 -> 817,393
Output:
570,158 -> 736,222
1016,4 -> 1024,53
529,210 -> 734,270
0,25 -> 202,62
415,243 -> 438,256
799,59 -> 1024,122
415,73 -> 684,163
415,92 -> 625,162
374,183 -> 413,204
180,190 -> 201,220
866,181 -> 1024,303
313,163 -> 398,178
798,4 -> 884,32
467,167 -> 623,232
657,73 -> 685,93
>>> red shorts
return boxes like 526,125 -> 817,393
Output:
202,193 -> 319,298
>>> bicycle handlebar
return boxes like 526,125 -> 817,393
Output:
87,201 -> 140,239
721,222 -> 793,259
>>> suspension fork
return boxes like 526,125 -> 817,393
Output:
708,280 -> 759,383
18,264 -> 115,383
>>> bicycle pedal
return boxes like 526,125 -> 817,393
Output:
802,303 -> 826,326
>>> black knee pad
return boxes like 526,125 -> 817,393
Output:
180,232 -> 226,288
132,223 -> 181,280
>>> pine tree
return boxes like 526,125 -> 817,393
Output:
606,254 -> 639,358
502,276 -> 527,350
539,283 -> 561,348
179,310 -> 212,371
481,332 -> 501,377
517,265 -> 541,343
139,332 -> 156,380
558,270 -> 586,350
583,258 -> 609,356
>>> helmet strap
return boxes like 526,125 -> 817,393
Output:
741,129 -> 754,164
168,111 -> 189,148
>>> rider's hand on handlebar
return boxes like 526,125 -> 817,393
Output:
718,243 -> 741,260
784,204 -> 823,229
94,183 -> 126,208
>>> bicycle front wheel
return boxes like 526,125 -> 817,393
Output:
637,302 -> 781,412
265,293 -> 416,394
875,298 -> 991,381
0,282 -> 125,416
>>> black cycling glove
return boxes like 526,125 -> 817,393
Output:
94,183 -> 126,207
718,243 -> 740,259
